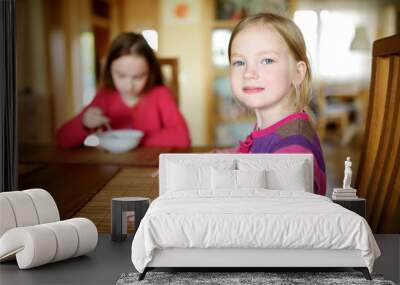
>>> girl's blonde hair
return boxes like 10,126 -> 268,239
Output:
228,13 -> 312,112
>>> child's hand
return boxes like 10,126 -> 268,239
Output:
82,107 -> 110,129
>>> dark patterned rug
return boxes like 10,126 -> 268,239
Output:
116,271 -> 396,285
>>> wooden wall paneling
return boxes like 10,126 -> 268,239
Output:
18,95 -> 53,144
42,0 -> 56,140
16,0 -> 54,144
93,25 -> 110,83
15,0 -> 30,93
380,57 -> 400,233
109,0 -> 123,39
120,0 -> 159,32
68,0 -> 94,114
364,57 -> 388,223
370,56 -> 400,229
356,34 -> 400,233
356,60 -> 377,198
43,0 -> 93,129
381,159 -> 400,233
357,57 -> 389,202
43,0 -> 72,130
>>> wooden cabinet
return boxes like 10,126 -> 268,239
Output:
90,0 -> 122,86
91,0 -> 112,85
18,95 -> 53,144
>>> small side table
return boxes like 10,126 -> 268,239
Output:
111,197 -> 150,241
332,198 -> 366,218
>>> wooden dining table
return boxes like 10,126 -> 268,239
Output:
19,144 -> 212,233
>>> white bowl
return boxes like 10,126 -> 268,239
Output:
97,130 -> 144,153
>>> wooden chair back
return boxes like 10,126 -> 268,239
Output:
159,58 -> 179,106
355,34 -> 400,233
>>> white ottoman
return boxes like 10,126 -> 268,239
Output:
0,189 -> 98,269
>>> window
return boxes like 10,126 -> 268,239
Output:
81,32 -> 97,106
212,29 -> 231,67
294,10 -> 371,84
142,29 -> 158,51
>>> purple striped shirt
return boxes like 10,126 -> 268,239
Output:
238,112 -> 326,196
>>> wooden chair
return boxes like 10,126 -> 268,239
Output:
355,34 -> 400,233
159,58 -> 179,106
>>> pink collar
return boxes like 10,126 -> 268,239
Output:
238,112 -> 309,153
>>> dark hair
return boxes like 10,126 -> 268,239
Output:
101,32 -> 163,92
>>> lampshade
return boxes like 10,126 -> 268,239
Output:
350,26 -> 370,51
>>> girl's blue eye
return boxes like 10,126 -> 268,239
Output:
261,58 -> 274,64
232,60 -> 245,67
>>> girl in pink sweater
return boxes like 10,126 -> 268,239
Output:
229,13 -> 326,195
57,33 -> 190,148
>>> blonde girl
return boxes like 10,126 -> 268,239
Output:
229,13 -> 326,195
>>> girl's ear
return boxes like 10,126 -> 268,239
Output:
293,61 -> 307,86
